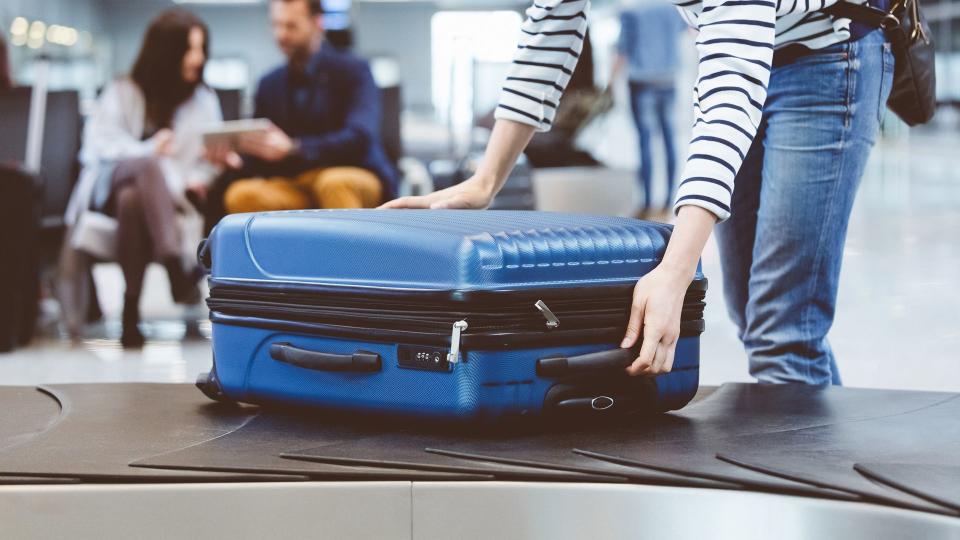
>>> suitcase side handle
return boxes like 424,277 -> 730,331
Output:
536,348 -> 635,378
270,342 -> 382,373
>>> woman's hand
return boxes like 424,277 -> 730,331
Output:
153,128 -> 175,157
185,181 -> 208,202
621,205 -> 718,377
379,176 -> 497,210
621,264 -> 692,376
381,119 -> 537,210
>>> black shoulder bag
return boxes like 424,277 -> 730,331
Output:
825,0 -> 937,126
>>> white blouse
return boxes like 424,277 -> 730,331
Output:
65,78 -> 222,226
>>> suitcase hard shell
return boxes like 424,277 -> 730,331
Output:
198,210 -> 706,421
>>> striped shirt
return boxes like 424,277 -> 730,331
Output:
495,0 -> 867,221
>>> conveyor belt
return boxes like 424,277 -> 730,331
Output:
0,382 -> 955,517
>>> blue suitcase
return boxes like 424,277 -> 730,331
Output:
197,210 -> 706,421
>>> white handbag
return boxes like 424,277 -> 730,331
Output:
71,162 -> 119,261
71,210 -> 118,261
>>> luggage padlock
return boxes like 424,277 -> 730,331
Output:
534,300 -> 560,329
446,320 -> 469,364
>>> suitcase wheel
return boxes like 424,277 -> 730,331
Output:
196,369 -> 236,405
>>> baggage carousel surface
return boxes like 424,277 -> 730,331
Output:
716,394 -> 960,512
279,386 -> 737,490
854,463 -> 960,513
0,386 -> 62,451
132,410 -> 587,482
571,384 -> 958,513
0,386 -> 74,485
0,382 -> 956,518
0,384 -> 306,482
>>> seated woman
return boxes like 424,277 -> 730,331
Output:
63,9 -> 221,348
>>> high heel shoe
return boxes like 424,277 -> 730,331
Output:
121,295 -> 145,349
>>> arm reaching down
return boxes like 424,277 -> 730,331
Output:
625,0 -> 776,375
380,119 -> 536,209
674,0 -> 776,221
381,0 -> 589,209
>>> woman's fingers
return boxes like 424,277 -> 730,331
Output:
620,304 -> 643,349
621,287 -> 646,349
379,195 -> 431,209
621,261 -> 690,378
430,196 -> 466,210
650,340 -> 669,375
662,342 -> 677,375
382,184 -> 487,210
627,322 -> 660,376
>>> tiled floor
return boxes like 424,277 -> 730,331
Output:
1,131 -> 958,392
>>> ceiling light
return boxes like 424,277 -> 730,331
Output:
27,20 -> 46,49
10,17 -> 28,37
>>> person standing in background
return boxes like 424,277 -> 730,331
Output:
612,0 -> 687,217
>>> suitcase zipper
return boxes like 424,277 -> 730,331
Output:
205,292 -> 705,334
206,280 -> 707,341
205,299 -> 689,332
209,312 -> 706,351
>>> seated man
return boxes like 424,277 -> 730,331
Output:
210,0 -> 396,216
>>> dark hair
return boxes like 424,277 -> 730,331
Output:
272,0 -> 324,16
131,9 -> 209,129
0,33 -> 12,91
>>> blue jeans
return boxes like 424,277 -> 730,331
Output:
628,82 -> 677,209
713,30 -> 894,385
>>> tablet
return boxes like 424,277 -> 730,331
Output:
202,118 -> 273,148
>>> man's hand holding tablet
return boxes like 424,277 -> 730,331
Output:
203,119 -> 295,169
235,123 -> 295,162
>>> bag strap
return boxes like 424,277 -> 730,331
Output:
824,0 -> 902,30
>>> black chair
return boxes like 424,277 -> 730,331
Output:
214,88 -> 242,122
38,91 -> 82,237
0,87 -> 82,263
0,87 -> 32,167
379,85 -> 402,168
0,88 -> 83,346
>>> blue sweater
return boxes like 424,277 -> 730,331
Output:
251,45 -> 398,198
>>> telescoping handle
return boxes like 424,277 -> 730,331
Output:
536,348 -> 636,378
270,342 -> 382,373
